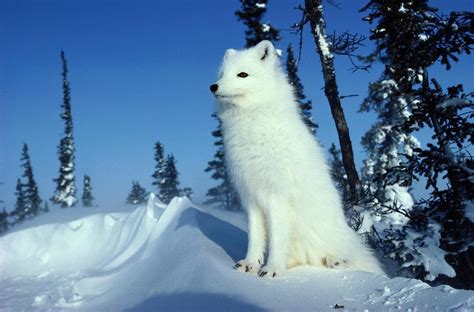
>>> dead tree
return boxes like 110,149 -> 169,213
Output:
304,0 -> 361,201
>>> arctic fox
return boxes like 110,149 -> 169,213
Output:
210,40 -> 384,278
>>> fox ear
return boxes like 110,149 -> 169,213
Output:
224,49 -> 237,60
255,40 -> 275,61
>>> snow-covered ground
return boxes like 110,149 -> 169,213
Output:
1,194 -> 473,311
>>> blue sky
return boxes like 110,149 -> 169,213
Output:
1,0 -> 472,210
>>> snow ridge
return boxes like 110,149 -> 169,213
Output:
0,194 -> 473,311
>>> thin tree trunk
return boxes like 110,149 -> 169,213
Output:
305,0 -> 361,201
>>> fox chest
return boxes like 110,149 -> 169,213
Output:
222,121 -> 295,192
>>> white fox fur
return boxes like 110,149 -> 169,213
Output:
211,40 -> 385,278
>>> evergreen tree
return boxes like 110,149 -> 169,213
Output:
286,43 -> 317,134
151,141 -> 166,202
204,114 -> 240,211
20,143 -> 42,216
235,0 -> 280,48
0,208 -> 8,234
403,74 -> 474,289
52,50 -> 77,208
359,78 -> 420,235
126,181 -> 148,205
359,0 -> 428,219
81,175 -> 95,207
12,179 -> 27,223
160,154 -> 181,204
361,0 -> 473,289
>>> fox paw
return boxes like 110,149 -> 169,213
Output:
234,259 -> 260,274
258,265 -> 281,278
325,256 -> 348,269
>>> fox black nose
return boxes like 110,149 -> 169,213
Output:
210,84 -> 218,93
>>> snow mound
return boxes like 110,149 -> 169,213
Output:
1,194 -> 473,311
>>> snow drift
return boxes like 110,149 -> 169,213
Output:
1,194 -> 473,311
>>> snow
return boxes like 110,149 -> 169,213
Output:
384,185 -> 414,222
399,3 -> 407,13
400,223 -> 456,282
418,33 -> 429,41
1,194 -> 473,311
261,23 -> 270,33
315,25 -> 333,59
437,98 -> 471,110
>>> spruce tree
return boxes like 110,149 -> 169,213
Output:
52,50 -> 77,208
160,154 -> 181,204
12,179 -> 27,223
235,0 -> 280,48
81,175 -> 95,207
151,141 -> 166,202
361,0 -> 473,289
126,181 -> 148,205
286,43 -> 317,134
20,143 -> 42,216
204,114 -> 240,211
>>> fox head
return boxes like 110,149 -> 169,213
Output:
210,40 -> 284,110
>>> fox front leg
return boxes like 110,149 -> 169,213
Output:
234,207 -> 266,274
259,201 -> 289,278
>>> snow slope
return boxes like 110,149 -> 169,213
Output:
1,194 -> 473,311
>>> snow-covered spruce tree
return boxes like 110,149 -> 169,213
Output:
404,74 -> 473,289
361,0 -> 473,288
52,50 -> 76,208
359,78 -> 420,259
20,143 -> 42,217
204,114 -> 240,211
304,0 -> 361,202
159,154 -> 181,204
81,175 -> 95,207
151,141 -> 167,203
12,179 -> 27,223
126,181 -> 148,205
286,43 -> 317,134
235,0 -> 280,48
359,0 -> 430,223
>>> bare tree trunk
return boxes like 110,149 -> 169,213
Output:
304,0 -> 361,201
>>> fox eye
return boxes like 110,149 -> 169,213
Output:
237,72 -> 249,78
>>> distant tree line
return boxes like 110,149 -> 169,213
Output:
1,51 -> 95,235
